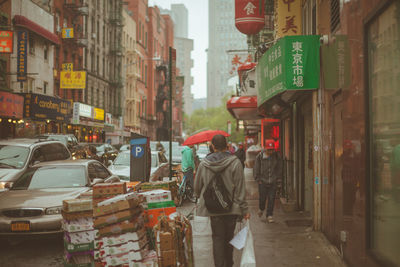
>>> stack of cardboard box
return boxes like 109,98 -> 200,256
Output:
62,198 -> 96,267
138,190 -> 177,228
153,215 -> 194,267
93,189 -> 153,266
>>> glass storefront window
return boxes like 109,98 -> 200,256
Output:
368,2 -> 400,265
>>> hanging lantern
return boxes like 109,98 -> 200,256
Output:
235,0 -> 265,35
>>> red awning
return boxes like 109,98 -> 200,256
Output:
13,15 -> 60,45
227,96 -> 262,120
237,62 -> 257,71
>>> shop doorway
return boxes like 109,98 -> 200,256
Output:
299,103 -> 313,216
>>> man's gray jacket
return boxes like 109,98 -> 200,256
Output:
194,151 -> 248,217
253,150 -> 282,185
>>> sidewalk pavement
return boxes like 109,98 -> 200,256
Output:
184,168 -> 347,267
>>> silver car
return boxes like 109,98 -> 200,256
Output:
0,160 -> 116,235
0,139 -> 71,189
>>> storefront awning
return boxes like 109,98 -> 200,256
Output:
13,15 -> 60,45
256,35 -> 320,116
227,96 -> 262,120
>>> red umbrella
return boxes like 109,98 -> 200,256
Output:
182,130 -> 230,146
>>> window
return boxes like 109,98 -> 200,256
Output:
43,81 -> 48,94
64,50 -> 68,62
368,2 -> 400,265
97,88 -> 100,107
145,65 -> 147,86
97,20 -> 100,43
145,32 -> 147,49
29,35 -> 35,54
102,57 -> 105,77
91,87 -> 94,105
96,55 -> 99,73
44,43 -> 48,61
55,47 -> 60,69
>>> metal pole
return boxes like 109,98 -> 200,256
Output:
169,47 -> 173,180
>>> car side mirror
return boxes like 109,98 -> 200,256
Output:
104,175 -> 120,183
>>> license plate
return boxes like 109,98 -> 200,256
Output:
11,222 -> 30,232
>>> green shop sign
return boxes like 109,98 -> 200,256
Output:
257,35 -> 320,106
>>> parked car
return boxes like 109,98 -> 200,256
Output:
0,139 -> 71,189
0,159 -> 118,235
35,134 -> 78,151
92,143 -> 119,162
108,150 -> 161,181
119,144 -> 130,152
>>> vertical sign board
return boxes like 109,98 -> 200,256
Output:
0,31 -> 13,53
130,133 -> 150,182
17,31 -> 27,82
276,0 -> 302,39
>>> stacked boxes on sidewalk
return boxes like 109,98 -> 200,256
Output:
153,216 -> 194,267
139,190 -> 176,228
62,198 -> 95,267
92,183 -> 154,266
140,181 -> 179,206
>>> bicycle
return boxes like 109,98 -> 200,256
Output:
177,174 -> 197,206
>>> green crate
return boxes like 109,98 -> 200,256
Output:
64,240 -> 94,253
146,200 -> 176,209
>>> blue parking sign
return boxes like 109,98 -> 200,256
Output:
132,144 -> 144,158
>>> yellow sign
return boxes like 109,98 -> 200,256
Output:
60,71 -> 86,89
62,28 -> 74,38
93,108 -> 105,121
62,63 -> 73,71
276,0 -> 302,39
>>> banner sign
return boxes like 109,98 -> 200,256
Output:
17,31 -> 28,82
0,31 -> 13,53
93,108 -> 105,121
62,28 -> 74,38
22,93 -> 71,122
60,71 -> 86,89
276,0 -> 302,39
0,91 -> 24,118
62,63 -> 73,72
257,35 -> 320,106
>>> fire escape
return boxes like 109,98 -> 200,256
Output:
63,1 -> 89,49
109,0 -> 124,117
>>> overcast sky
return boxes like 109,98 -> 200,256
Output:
149,0 -> 208,99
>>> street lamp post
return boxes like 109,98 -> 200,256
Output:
169,47 -> 176,180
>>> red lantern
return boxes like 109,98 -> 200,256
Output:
235,0 -> 265,35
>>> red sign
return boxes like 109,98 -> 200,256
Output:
235,0 -> 265,35
0,91 -> 24,118
0,31 -> 13,53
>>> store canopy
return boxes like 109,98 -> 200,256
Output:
256,35 -> 320,116
13,15 -> 60,45
227,96 -> 262,120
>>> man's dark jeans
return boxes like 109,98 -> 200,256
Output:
184,168 -> 194,188
210,215 -> 237,267
259,183 -> 277,217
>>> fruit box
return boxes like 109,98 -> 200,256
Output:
93,198 -> 141,217
63,199 -> 92,213
93,207 -> 143,228
144,206 -> 176,228
92,183 -> 127,198
98,216 -> 145,237
139,189 -> 172,204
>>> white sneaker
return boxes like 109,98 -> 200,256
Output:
267,216 -> 274,223
257,210 -> 263,218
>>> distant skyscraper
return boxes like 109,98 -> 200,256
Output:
160,4 -> 194,115
207,0 -> 247,108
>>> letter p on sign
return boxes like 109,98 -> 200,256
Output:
132,144 -> 144,158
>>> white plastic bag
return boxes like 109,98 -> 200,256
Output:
240,220 -> 256,267
229,223 -> 248,250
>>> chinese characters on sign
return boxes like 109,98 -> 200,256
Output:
291,41 -> 303,87
60,71 -> 86,89
62,63 -> 73,72
17,31 -> 28,82
229,53 -> 253,75
256,35 -> 320,106
0,31 -> 13,53
276,0 -> 301,38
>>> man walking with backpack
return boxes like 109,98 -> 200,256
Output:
194,134 -> 250,267
253,139 -> 282,223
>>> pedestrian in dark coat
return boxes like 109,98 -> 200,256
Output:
253,139 -> 282,223
235,142 -> 246,168
194,134 -> 250,267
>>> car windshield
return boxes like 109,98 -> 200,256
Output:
151,153 -> 158,168
113,152 -> 130,166
12,166 -> 87,190
0,145 -> 29,169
